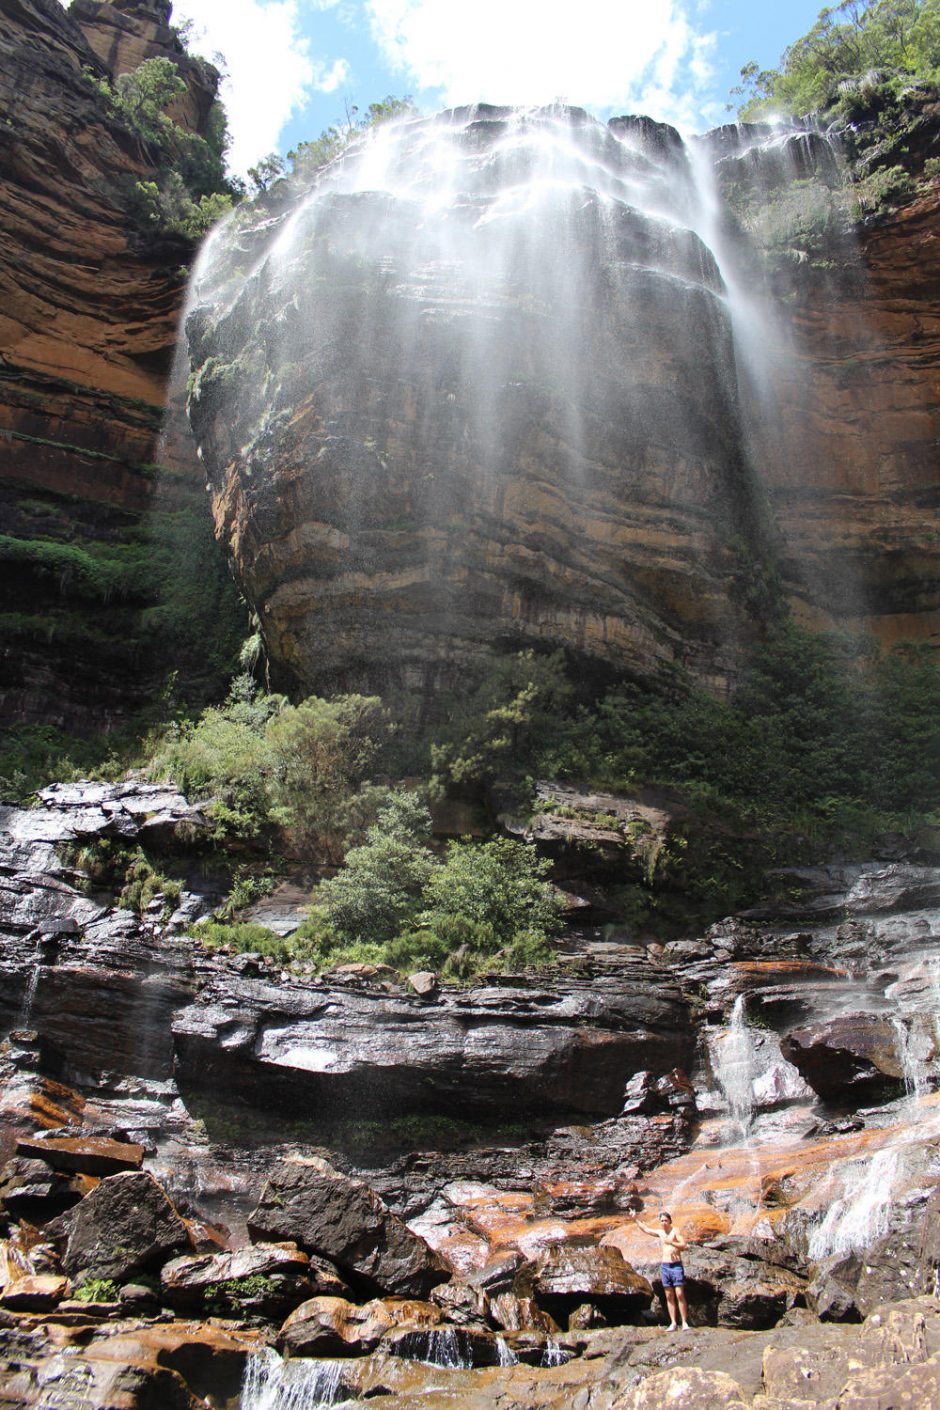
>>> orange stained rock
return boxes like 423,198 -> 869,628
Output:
423,1094 -> 940,1274
730,959 -> 850,984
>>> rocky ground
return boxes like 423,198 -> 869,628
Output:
1,780 -> 940,1406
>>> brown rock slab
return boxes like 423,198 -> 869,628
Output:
248,1157 -> 450,1298
61,1170 -> 190,1283
161,1242 -> 328,1319
612,1366 -> 747,1409
279,1294 -> 442,1357
0,1273 -> 70,1310
15,1135 -> 145,1177
518,1245 -> 653,1324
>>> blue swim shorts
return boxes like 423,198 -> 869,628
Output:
661,1261 -> 685,1288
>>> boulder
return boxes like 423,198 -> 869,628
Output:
248,1157 -> 449,1298
781,1016 -> 904,1103
489,1291 -> 560,1335
0,1273 -> 69,1310
612,1366 -> 747,1409
430,1277 -> 492,1328
0,1156 -> 88,1223
517,1245 -> 653,1325
61,1171 -> 190,1282
161,1243 -> 331,1319
279,1295 -> 442,1357
15,1135 -> 145,1176
677,1243 -> 807,1330
408,971 -> 439,998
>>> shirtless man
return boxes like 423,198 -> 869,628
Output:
628,1209 -> 690,1330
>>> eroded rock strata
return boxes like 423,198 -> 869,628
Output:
185,105 -> 940,702
2,780 -> 940,1404
0,0 -> 240,732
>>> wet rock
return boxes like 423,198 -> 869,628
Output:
279,1295 -> 442,1357
60,1171 -> 190,1283
0,1273 -> 69,1310
15,1135 -> 145,1177
612,1366 -> 747,1409
248,1157 -> 450,1298
385,1323 -> 508,1367
430,1276 -> 492,1327
489,1291 -> 560,1335
160,1242 -> 323,1319
781,1015 -> 905,1103
0,1157 -> 88,1223
517,1245 -> 653,1325
174,967 -> 692,1121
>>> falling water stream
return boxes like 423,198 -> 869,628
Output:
240,1350 -> 348,1410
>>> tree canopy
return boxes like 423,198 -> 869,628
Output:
735,0 -> 940,118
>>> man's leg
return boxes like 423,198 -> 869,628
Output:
663,1285 -> 678,1329
675,1283 -> 690,1329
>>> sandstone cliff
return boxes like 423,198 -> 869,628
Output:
184,106 -> 940,706
0,0 -> 240,737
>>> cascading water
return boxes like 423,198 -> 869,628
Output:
19,962 -> 41,1028
712,995 -> 758,1140
183,104 -> 839,699
807,1145 -> 902,1262
239,1350 -> 347,1410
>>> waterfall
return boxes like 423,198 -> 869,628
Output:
541,1339 -> 566,1367
807,1146 -> 902,1261
418,1329 -> 474,1370
183,104 -> 845,699
495,1335 -> 518,1367
239,1350 -> 347,1410
713,995 -> 758,1138
19,963 -> 41,1028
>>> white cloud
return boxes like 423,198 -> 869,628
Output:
311,55 -> 351,92
171,0 -> 348,171
364,0 -> 717,130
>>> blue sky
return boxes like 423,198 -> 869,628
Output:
65,1 -> 829,173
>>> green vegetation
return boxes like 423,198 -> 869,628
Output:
152,681 -> 389,858
734,1 -> 940,121
85,54 -> 239,238
73,1278 -> 120,1304
287,96 -> 417,181
205,1273 -> 278,1315
305,794 -> 564,978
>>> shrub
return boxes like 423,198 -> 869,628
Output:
316,792 -> 437,943
422,837 -> 564,951
73,1278 -> 120,1303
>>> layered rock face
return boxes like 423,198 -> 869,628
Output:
0,0 -> 238,732
186,107 -> 940,701
4,780 -> 940,1403
705,119 -> 940,647
187,107 -> 767,699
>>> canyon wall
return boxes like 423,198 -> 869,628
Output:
0,0 -> 240,737
186,110 -> 940,703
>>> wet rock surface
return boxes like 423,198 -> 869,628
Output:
1,784 -> 940,1404
248,1157 -> 450,1299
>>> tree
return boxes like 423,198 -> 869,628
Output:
288,95 -> 417,180
316,793 -> 437,942
247,152 -> 286,193
422,838 -> 564,948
